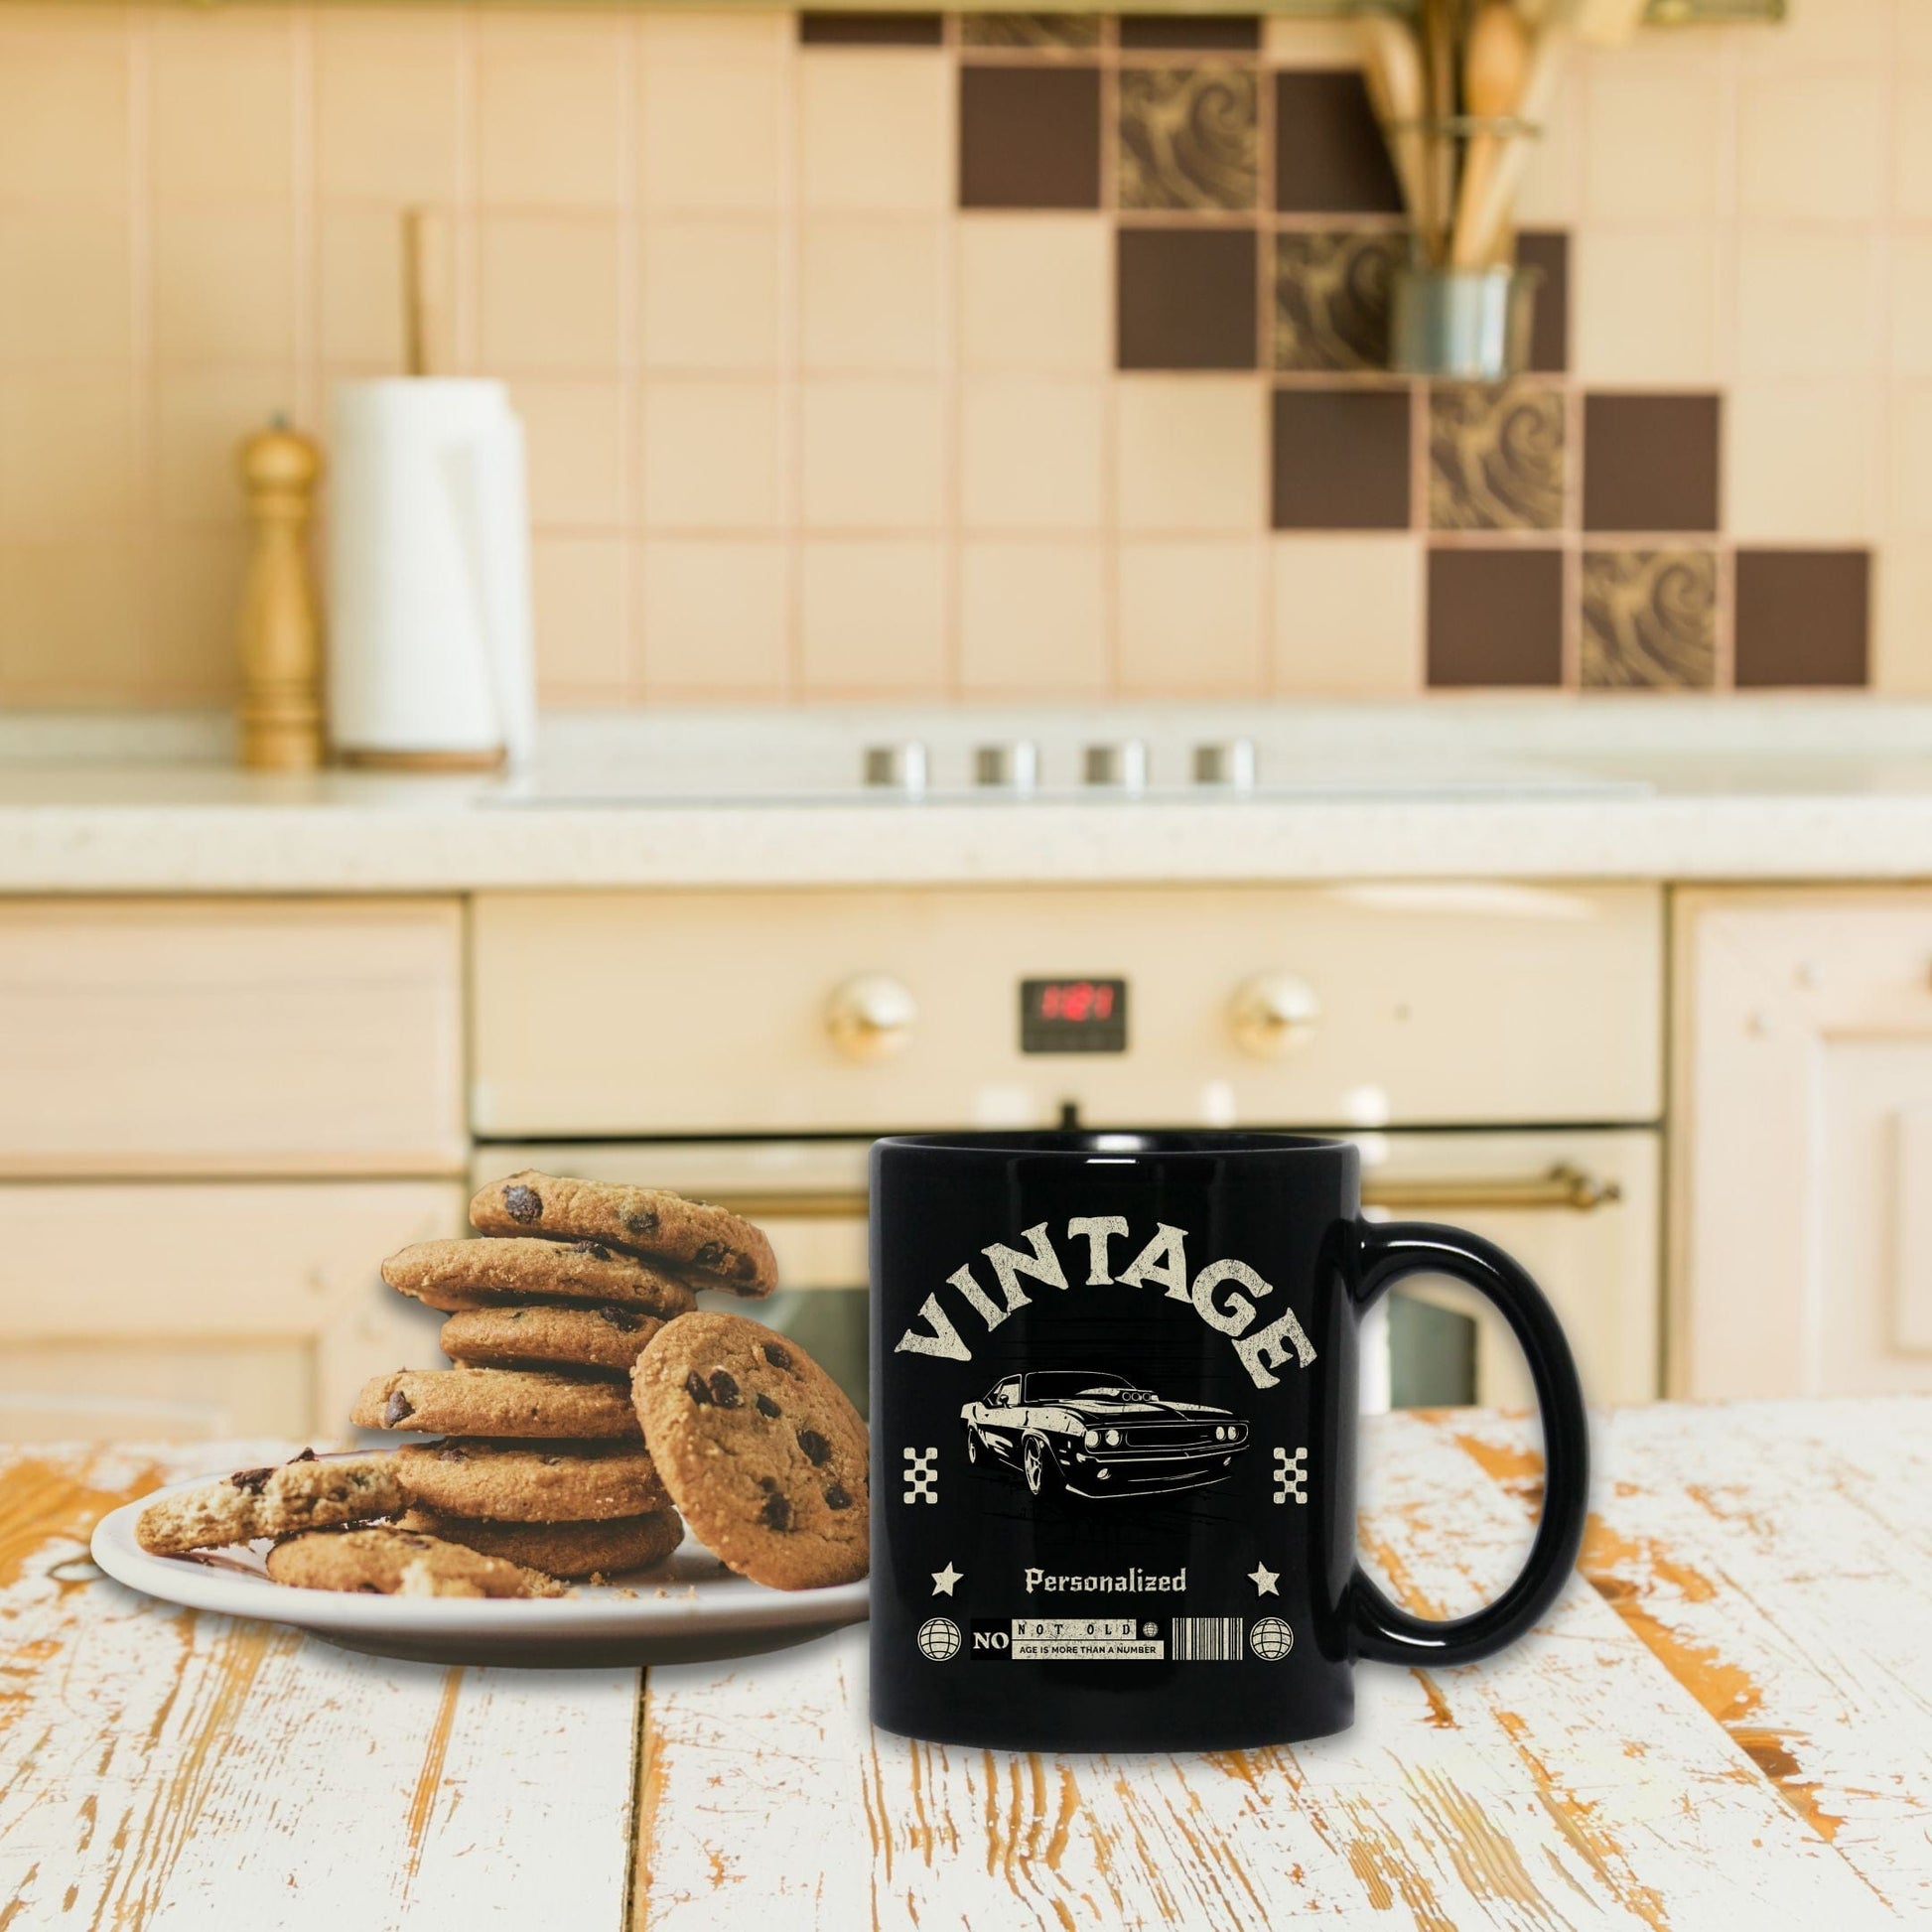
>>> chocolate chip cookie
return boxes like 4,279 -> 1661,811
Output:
351,1367 -> 641,1440
438,1304 -> 664,1378
381,1237 -> 697,1317
396,1507 -> 683,1581
265,1526 -> 562,1597
393,1440 -> 670,1522
631,1312 -> 868,1591
135,1449 -> 401,1557
471,1173 -> 777,1298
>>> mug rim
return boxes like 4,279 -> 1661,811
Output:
874,1129 -> 1352,1159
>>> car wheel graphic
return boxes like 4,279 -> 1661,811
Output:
1023,1435 -> 1062,1499
965,1425 -> 982,1465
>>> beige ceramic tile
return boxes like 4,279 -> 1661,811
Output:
1269,534 -> 1423,696
1735,229 -> 1882,379
798,539 -> 947,693
1573,228 -> 1720,384
0,537 -> 152,700
1512,62 -> 1579,229
1582,63 -> 1722,222
1737,70 -> 1886,223
636,10 -> 789,57
799,52 -> 951,212
640,59 -> 787,211
640,538 -> 789,696
0,211 -> 132,361
0,22 -> 130,203
641,378 -> 783,529
1891,236 -> 1932,379
152,528 -> 246,698
480,212 -> 622,373
477,15 -> 628,207
1116,539 -> 1265,695
1873,545 -> 1932,693
1896,68 -> 1932,221
317,205 -> 408,368
1887,385 -> 1932,534
0,373 -> 139,532
1116,377 -> 1266,534
154,207 -> 295,364
958,541 -> 1109,695
1739,0 -> 1889,69
151,13 -> 296,204
959,378 -> 1106,532
156,368 -> 298,526
800,217 -> 945,372
640,219 -> 784,371
1725,382 -> 1877,542
511,379 -> 627,529
958,215 -> 1110,373
532,532 -> 631,701
314,11 -> 463,204
800,377 -> 946,530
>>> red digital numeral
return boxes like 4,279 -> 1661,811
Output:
1038,981 -> 1114,1024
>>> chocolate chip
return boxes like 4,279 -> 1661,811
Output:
384,1390 -> 415,1426
596,1308 -> 643,1332
796,1429 -> 831,1466
436,1445 -> 469,1461
229,1466 -> 273,1494
502,1183 -> 543,1224
693,1240 -> 728,1270
758,1475 -> 778,1492
762,1342 -> 792,1370
685,1370 -> 712,1406
707,1370 -> 741,1408
291,1448 -> 318,1463
621,1206 -> 659,1237
357,1582 -> 382,1593
508,1309 -> 528,1321
571,1239 -> 612,1260
759,1492 -> 793,1531
755,1393 -> 780,1419
824,1484 -> 853,1511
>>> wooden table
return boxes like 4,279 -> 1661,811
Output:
3,1397 -> 1927,1930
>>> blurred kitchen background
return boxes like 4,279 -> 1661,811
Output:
3,0 -> 1930,1444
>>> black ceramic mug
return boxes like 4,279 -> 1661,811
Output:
868,1131 -> 1589,1753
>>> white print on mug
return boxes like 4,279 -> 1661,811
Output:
893,1217 -> 1318,1392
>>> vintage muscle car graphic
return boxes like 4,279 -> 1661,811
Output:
960,1369 -> 1251,1500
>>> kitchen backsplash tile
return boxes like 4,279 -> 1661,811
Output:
0,2 -> 1911,709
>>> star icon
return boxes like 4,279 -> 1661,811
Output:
1247,1561 -> 1281,1597
930,1561 -> 963,1596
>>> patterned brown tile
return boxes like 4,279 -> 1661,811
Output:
1734,549 -> 1870,687
1516,230 -> 1569,375
1583,393 -> 1721,533
1118,226 -> 1258,369
1118,67 -> 1259,212
799,13 -> 944,45
1274,71 -> 1404,214
960,66 -> 1102,210
1427,548 -> 1564,687
1120,15 -> 1262,51
960,14 -> 1103,48
1429,382 -> 1567,532
1273,231 -> 1401,373
1271,387 -> 1413,530
1581,549 -> 1717,689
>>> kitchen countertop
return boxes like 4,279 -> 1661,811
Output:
3,1397 -> 1926,1928
5,699 -> 1932,892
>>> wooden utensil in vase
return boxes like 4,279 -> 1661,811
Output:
1359,11 -> 1430,236
1450,1 -> 1532,269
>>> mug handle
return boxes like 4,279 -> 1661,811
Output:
1348,1221 -> 1590,1666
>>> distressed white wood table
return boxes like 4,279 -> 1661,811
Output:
3,1397 -> 1927,1930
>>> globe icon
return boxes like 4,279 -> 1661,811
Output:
917,1616 -> 962,1662
1249,1616 -> 1295,1662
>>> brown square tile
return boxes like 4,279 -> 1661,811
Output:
800,13 -> 943,45
1581,549 -> 1717,689
961,66 -> 1102,209
1517,230 -> 1569,375
1118,225 -> 1258,369
1119,66 -> 1259,211
1120,15 -> 1262,51
1427,548 -> 1564,686
1734,548 -> 1869,686
1429,382 -> 1567,531
961,14 -> 1102,48
1583,392 -> 1721,533
1274,71 -> 1403,214
1273,231 -> 1400,372
1272,387 -> 1412,530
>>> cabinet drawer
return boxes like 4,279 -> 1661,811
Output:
0,899 -> 466,1174
473,885 -> 1663,1136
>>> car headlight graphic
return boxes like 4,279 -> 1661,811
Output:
1105,1429 -> 1121,1446
1084,1429 -> 1099,1448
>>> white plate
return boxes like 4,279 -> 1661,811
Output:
91,1464 -> 870,1668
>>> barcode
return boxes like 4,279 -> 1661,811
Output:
1170,1617 -> 1245,1662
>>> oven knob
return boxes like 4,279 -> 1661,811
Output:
826,974 -> 917,1061
1228,973 -> 1320,1058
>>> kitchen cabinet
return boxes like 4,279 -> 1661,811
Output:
1672,888 -> 1932,1398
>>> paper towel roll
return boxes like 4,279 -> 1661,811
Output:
328,379 -> 537,767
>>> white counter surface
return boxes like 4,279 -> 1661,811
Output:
6,699 -> 1932,892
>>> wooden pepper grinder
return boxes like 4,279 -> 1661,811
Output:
236,416 -> 326,770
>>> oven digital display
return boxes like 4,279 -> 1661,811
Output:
1020,978 -> 1129,1054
